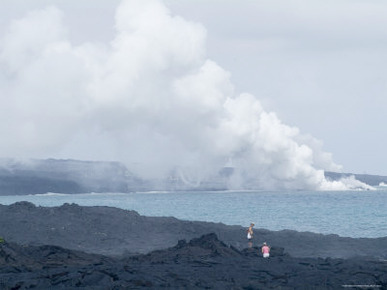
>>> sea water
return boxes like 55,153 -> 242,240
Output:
0,189 -> 386,239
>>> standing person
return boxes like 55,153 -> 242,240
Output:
261,242 -> 270,258
247,223 -> 254,247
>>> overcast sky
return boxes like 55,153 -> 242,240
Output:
0,0 -> 386,190
167,0 -> 387,176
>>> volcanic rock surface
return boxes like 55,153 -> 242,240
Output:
0,203 -> 386,289
0,202 -> 386,260
0,233 -> 386,289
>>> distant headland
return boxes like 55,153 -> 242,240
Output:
0,158 -> 386,195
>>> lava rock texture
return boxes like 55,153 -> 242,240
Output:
0,202 -> 386,289
0,234 -> 386,289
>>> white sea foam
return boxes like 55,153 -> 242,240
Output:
321,175 -> 375,191
34,192 -> 69,197
135,191 -> 175,194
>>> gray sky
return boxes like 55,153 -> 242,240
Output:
0,0 -> 386,190
166,0 -> 387,176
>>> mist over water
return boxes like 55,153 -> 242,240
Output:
0,0 -> 371,190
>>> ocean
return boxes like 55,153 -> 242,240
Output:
0,189 -> 386,239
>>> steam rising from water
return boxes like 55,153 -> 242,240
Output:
0,0 -> 370,190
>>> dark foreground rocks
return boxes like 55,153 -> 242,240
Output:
0,233 -> 386,290
0,202 -> 386,289
0,202 -> 386,259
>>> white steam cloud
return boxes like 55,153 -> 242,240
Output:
0,0 -> 370,190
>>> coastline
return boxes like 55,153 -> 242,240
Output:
0,201 -> 386,258
0,202 -> 386,289
1,189 -> 386,240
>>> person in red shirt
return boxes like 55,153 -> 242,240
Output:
261,242 -> 270,258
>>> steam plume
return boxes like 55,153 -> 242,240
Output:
0,0 -> 371,190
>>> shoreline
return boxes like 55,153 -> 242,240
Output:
0,201 -> 386,259
0,202 -> 386,289
1,189 -> 386,239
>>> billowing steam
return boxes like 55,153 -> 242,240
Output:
0,0 -> 371,190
